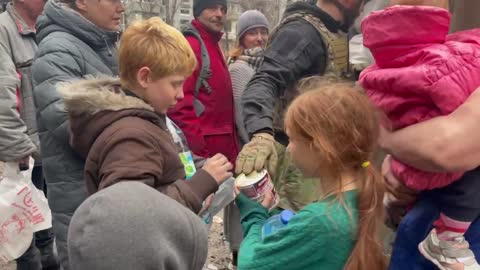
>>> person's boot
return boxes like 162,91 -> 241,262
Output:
39,243 -> 60,270
16,239 -> 42,270
35,229 -> 60,270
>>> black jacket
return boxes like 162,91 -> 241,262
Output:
241,0 -> 343,144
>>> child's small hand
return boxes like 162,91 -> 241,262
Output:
198,193 -> 214,216
235,187 -> 275,209
203,154 -> 233,185
261,192 -> 275,209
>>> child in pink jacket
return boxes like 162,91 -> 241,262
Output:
360,4 -> 480,269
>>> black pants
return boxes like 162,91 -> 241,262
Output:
427,167 -> 480,222
16,166 -> 57,270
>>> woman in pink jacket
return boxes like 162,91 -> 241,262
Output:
360,3 -> 480,269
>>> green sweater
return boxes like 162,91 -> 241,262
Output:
236,190 -> 358,270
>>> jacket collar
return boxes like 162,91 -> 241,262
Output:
58,77 -> 167,159
6,3 -> 35,36
57,77 -> 155,115
191,19 -> 224,43
36,0 -> 118,50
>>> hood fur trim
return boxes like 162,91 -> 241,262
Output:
57,77 -> 153,115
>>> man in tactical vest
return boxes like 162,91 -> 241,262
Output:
236,0 -> 368,211
168,0 -> 239,165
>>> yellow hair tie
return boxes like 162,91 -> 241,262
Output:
362,161 -> 370,168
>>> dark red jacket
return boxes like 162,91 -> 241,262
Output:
168,20 -> 239,163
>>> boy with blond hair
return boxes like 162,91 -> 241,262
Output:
58,17 -> 233,214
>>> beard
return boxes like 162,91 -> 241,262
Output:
330,0 -> 364,30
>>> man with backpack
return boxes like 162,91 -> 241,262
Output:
168,0 -> 239,165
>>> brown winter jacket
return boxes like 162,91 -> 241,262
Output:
58,78 -> 218,213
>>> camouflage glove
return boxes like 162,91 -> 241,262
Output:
235,133 -> 278,176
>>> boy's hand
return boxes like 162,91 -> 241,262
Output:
203,154 -> 233,185
198,193 -> 214,216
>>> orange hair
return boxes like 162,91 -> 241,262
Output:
229,42 -> 244,60
285,78 -> 386,270
119,17 -> 197,90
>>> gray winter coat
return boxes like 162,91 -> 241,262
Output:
32,1 -> 119,269
0,3 -> 39,162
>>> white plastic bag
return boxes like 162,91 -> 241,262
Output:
0,158 -> 52,262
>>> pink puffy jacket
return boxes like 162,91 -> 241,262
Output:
360,5 -> 480,190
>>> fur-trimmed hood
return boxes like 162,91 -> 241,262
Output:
58,78 -> 153,114
58,78 -> 167,159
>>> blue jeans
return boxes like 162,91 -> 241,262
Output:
389,193 -> 480,270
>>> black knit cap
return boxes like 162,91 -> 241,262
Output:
193,0 -> 227,18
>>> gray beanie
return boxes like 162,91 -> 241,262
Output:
236,10 -> 269,40
68,182 -> 208,270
